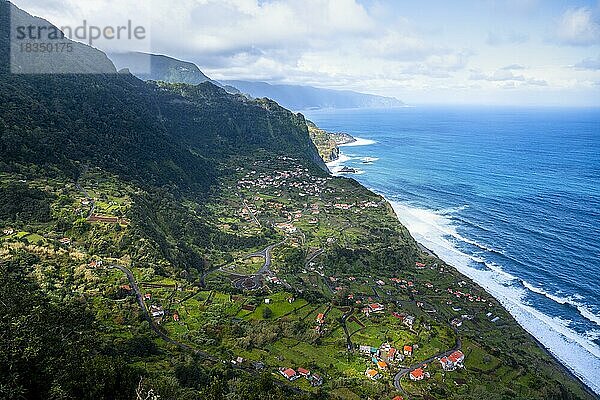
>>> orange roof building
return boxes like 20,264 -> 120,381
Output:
365,368 -> 381,380
409,368 -> 426,381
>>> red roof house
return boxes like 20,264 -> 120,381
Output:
409,368 -> 428,381
280,368 -> 298,381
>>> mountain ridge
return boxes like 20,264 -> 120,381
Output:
0,2 -> 596,400
223,80 -> 405,111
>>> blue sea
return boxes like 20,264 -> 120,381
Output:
304,106 -> 600,394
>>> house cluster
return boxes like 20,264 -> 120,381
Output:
391,312 -> 415,329
231,356 -> 244,365
149,305 -> 165,319
361,302 -> 385,317
315,312 -> 326,334
439,350 -> 465,371
361,341 -> 413,379
390,277 -> 419,293
237,167 -> 331,200
266,275 -> 283,285
449,313 -> 474,328
275,222 -> 297,234
278,367 -> 323,386
447,287 -> 487,303
486,312 -> 501,323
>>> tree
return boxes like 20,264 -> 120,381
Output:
262,307 -> 273,319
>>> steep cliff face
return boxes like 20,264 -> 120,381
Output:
109,52 -> 211,84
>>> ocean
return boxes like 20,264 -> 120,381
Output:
304,106 -> 600,394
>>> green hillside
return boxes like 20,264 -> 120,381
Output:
0,2 -> 596,400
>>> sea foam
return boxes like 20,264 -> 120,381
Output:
387,199 -> 600,394
340,137 -> 377,147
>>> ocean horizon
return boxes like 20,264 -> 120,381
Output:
305,106 -> 600,394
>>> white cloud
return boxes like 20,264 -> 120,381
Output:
470,68 -> 547,87
573,55 -> 600,70
555,7 -> 600,46
9,0 -> 598,105
486,31 -> 529,46
501,64 -> 526,70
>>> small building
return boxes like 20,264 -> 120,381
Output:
369,303 -> 385,313
144,293 -> 152,300
409,368 -> 429,381
377,360 -> 388,370
2,228 -> 14,236
365,368 -> 381,380
388,347 -> 397,362
264,298 -> 271,304
316,313 -> 325,324
173,312 -> 180,322
279,368 -> 299,381
231,356 -> 244,365
403,345 -> 413,356
297,367 -> 310,377
310,374 -> 323,386
150,305 -> 164,318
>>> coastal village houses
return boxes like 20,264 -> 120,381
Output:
409,368 -> 430,381
440,350 -> 465,371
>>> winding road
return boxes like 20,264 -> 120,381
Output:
393,335 -> 462,397
110,263 -> 304,393
110,264 -> 218,360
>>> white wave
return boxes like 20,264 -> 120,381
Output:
396,202 -> 507,258
340,137 -> 377,147
361,157 -> 380,163
439,205 -> 469,214
579,305 -> 600,327
326,153 -> 352,167
387,199 -> 600,394
326,153 -> 354,174
521,281 -> 600,327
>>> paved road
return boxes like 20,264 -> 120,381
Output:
340,307 -> 354,351
110,264 -> 217,360
75,182 -> 96,218
304,248 -> 323,268
110,263 -> 303,393
393,336 -> 462,396
216,241 -> 287,290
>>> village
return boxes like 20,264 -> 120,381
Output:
0,157 -> 509,400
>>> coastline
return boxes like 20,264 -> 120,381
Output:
409,228 -> 598,398
324,142 -> 600,397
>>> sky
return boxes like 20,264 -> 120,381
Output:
11,0 -> 600,106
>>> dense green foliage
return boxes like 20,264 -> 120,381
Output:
0,182 -> 51,223
0,2 -> 596,399
0,255 -> 140,399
